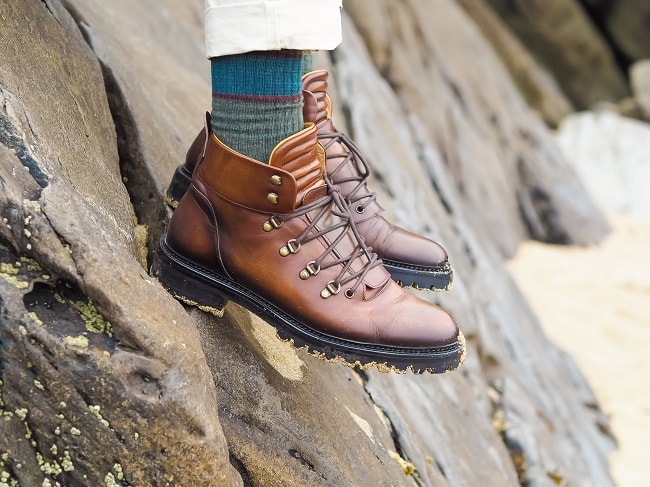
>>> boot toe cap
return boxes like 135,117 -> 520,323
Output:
370,296 -> 459,348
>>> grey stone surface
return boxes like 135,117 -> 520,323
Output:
485,0 -> 629,109
457,0 -> 574,127
62,0 -> 210,259
1,0 -> 619,486
329,9 -> 615,485
556,110 -> 650,220
345,0 -> 609,256
194,307 -> 416,486
0,1 -> 240,485
600,0 -> 650,62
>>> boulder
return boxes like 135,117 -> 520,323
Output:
457,0 -> 574,127
345,0 -> 609,256
629,60 -> 650,120
595,0 -> 650,62
556,110 -> 650,220
485,0 -> 629,109
0,1 -> 240,485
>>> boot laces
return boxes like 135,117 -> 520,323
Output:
272,185 -> 382,299
318,130 -> 377,214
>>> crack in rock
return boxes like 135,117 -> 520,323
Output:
0,94 -> 49,189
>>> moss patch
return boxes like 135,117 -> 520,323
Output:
0,262 -> 28,290
23,281 -> 116,352
70,300 -> 113,337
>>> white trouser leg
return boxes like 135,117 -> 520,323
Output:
204,0 -> 343,57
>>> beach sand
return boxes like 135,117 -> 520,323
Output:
507,214 -> 650,487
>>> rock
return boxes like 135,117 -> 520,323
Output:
630,60 -> 650,99
344,0 -> 609,255
0,1 -> 240,485
597,0 -> 650,62
193,308 -> 422,486
629,60 -> 650,120
485,0 -> 629,109
60,0 -> 210,260
556,110 -> 650,220
457,0 -> 574,127
329,8 -> 615,484
1,0 -> 619,486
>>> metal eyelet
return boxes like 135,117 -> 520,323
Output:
344,288 -> 355,299
320,281 -> 341,299
279,239 -> 301,257
263,216 -> 282,232
271,175 -> 282,186
267,192 -> 279,204
299,261 -> 321,280
355,205 -> 365,214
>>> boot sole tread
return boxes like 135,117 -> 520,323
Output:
153,239 -> 465,374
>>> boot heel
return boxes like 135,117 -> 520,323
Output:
164,164 -> 193,209
152,241 -> 228,317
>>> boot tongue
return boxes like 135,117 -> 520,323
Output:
269,123 -> 327,208
272,119 -> 390,292
302,70 -> 331,125
303,71 -> 383,222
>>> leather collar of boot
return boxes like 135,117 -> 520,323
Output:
302,70 -> 331,123
269,123 -> 327,207
302,69 -> 329,95
196,124 -> 324,214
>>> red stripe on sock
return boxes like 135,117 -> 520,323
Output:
213,92 -> 302,103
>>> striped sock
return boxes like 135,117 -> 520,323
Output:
211,50 -> 304,163
302,51 -> 314,76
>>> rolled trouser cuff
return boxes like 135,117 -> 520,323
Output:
204,0 -> 343,58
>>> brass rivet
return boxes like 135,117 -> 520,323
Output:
279,246 -> 290,257
286,239 -> 301,254
299,269 -> 310,280
267,192 -> 279,204
321,281 -> 340,299
263,216 -> 282,231
271,175 -> 282,186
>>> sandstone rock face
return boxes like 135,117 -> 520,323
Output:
1,0 -> 617,486
486,0 -> 629,109
0,1 -> 240,485
629,60 -> 650,121
457,0 -> 574,127
345,0 -> 609,256
589,0 -> 650,62
556,110 -> 650,220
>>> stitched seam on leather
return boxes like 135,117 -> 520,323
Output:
199,177 -> 282,214
190,185 -> 233,280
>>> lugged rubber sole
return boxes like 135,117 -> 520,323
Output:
152,239 -> 465,374
383,260 -> 454,292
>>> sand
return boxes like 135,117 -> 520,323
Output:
507,214 -> 650,487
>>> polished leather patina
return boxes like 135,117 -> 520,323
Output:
302,70 -> 452,286
158,123 -> 464,371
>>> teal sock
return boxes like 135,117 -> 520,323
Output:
301,51 -> 314,76
211,50 -> 304,163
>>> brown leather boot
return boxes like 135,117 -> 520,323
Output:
165,72 -> 453,291
154,123 -> 465,373
164,114 -> 209,209
302,70 -> 453,291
